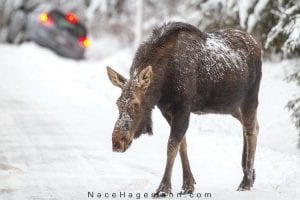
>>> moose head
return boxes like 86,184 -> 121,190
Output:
107,66 -> 153,152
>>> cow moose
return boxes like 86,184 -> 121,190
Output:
107,22 -> 262,195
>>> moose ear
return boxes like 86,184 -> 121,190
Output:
138,66 -> 153,90
107,66 -> 127,89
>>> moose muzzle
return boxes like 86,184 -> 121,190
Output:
112,130 -> 133,152
112,113 -> 134,152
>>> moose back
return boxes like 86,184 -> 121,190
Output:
107,22 -> 262,195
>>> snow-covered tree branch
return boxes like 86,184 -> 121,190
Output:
265,4 -> 300,56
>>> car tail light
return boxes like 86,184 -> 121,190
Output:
38,13 -> 53,26
65,12 -> 78,24
78,37 -> 90,48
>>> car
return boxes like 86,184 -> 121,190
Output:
29,9 -> 89,59
7,3 -> 89,60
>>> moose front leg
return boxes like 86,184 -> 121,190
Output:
156,105 -> 191,196
156,137 -> 180,196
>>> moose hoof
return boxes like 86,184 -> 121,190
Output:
237,182 -> 251,191
181,179 -> 195,194
155,191 -> 168,198
237,169 -> 256,191
180,187 -> 194,195
155,183 -> 171,197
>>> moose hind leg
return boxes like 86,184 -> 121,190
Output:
232,108 -> 247,170
180,136 -> 196,194
238,108 -> 259,191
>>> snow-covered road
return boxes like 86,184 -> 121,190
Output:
0,43 -> 299,200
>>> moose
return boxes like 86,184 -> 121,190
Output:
107,22 -> 261,195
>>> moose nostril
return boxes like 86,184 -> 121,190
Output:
113,142 -> 118,149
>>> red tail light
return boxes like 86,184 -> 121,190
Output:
65,12 -> 78,24
38,13 -> 53,26
78,37 -> 90,48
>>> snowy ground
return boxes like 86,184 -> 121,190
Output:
0,42 -> 299,200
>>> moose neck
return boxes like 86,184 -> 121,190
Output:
130,29 -> 178,138
134,105 -> 153,138
131,46 -> 168,109
131,67 -> 163,139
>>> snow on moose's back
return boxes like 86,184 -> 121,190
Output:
174,30 -> 257,83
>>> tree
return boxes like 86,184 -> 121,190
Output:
134,0 -> 143,50
265,4 -> 300,56
286,66 -> 300,148
264,3 -> 300,147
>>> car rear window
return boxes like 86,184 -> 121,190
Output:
49,10 -> 87,37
